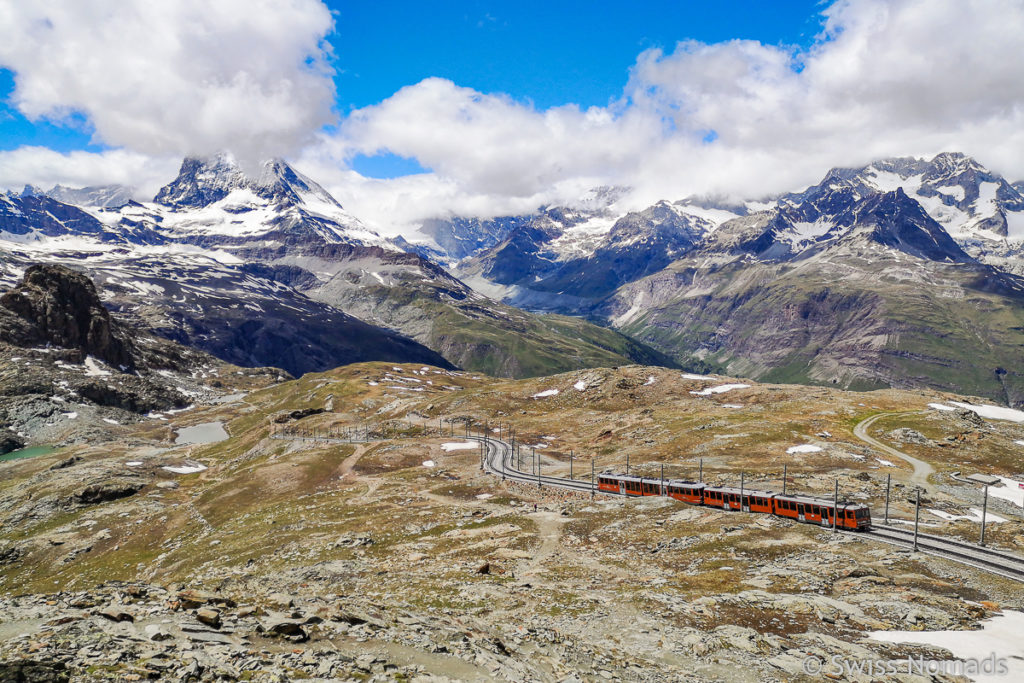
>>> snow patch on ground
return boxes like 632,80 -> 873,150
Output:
162,463 -> 207,474
682,373 -> 717,380
870,610 -> 1024,682
126,461 -> 143,467
422,460 -> 435,467
987,476 -> 1024,509
876,458 -> 895,467
690,384 -> 749,396
1015,440 -> 1024,446
643,376 -> 657,386
573,381 -> 587,391
787,444 -> 823,454
929,403 -> 957,412
948,402 -> 1024,423
84,356 -> 112,377
929,508 -> 1008,524
723,404 -> 743,409
102,418 -> 120,425
440,441 -> 477,452
532,389 -> 559,398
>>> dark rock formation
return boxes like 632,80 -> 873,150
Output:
0,433 -> 26,456
0,264 -> 134,369
73,479 -> 145,505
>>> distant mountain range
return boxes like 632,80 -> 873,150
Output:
0,155 -> 670,378
429,152 -> 1024,405
3,151 -> 1022,404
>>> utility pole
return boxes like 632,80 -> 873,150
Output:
699,459 -> 703,483
884,474 -> 890,525
570,450 -> 573,480
980,484 -> 989,546
782,464 -> 787,495
913,488 -> 921,551
740,472 -> 745,512
833,480 -> 838,533
661,463 -> 665,495
591,458 -> 595,498
626,452 -> 630,476
537,449 -> 541,488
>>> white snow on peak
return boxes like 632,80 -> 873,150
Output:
935,185 -> 966,201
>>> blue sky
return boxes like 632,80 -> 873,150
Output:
0,1 -> 826,178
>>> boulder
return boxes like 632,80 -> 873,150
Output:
73,479 -> 145,505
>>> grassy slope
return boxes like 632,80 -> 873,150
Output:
618,261 -> 1024,405
363,282 -> 679,379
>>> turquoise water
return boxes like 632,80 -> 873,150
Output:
0,445 -> 57,462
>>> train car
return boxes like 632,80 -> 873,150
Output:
703,486 -> 775,513
773,494 -> 871,530
597,473 -> 668,497
597,473 -> 623,494
665,480 -> 705,505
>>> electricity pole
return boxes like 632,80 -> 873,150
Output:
913,488 -> 921,551
980,484 -> 989,546
884,474 -> 890,525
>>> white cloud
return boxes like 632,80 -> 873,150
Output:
4,0 -> 1024,237
307,0 -> 1024,234
0,147 -> 178,199
0,0 -> 336,172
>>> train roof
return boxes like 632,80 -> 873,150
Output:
666,479 -> 705,488
704,485 -> 777,497
598,473 -> 706,487
774,493 -> 868,509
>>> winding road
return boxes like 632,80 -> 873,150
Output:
853,412 -> 934,489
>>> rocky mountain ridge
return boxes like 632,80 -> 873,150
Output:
0,157 -> 670,379
0,265 -> 284,453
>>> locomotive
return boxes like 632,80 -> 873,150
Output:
596,473 -> 871,531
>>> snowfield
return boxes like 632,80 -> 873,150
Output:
947,402 -> 1024,423
690,383 -> 750,396
929,401 -> 1024,422
870,610 -> 1024,682
440,441 -> 477,452
573,381 -> 587,391
162,463 -> 208,474
929,508 -> 1007,524
987,476 -> 1024,509
786,445 -> 823,454
532,389 -> 559,398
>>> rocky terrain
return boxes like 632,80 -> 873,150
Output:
0,264 -> 282,453
2,362 -> 1023,680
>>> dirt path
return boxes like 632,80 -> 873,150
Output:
853,412 -> 934,490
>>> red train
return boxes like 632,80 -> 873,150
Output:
596,473 -> 871,530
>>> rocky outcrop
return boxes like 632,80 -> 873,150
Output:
0,434 -> 25,456
72,479 -> 146,505
0,264 -> 134,370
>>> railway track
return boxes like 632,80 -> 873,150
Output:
471,435 -> 1024,584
